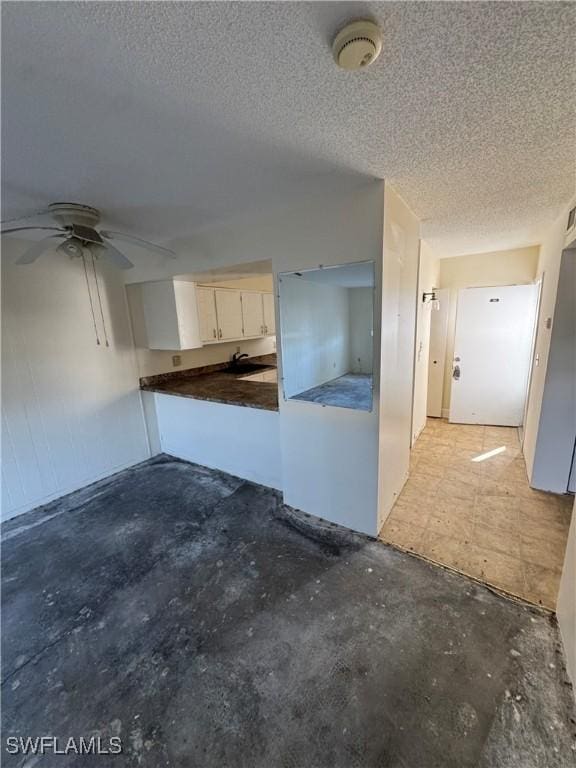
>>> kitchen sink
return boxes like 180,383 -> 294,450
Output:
226,363 -> 274,374
238,369 -> 278,384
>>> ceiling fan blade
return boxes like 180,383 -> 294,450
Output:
91,242 -> 134,270
2,225 -> 65,235
1,207 -> 54,226
100,230 -> 176,258
15,234 -> 67,264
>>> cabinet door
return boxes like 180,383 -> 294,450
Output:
196,287 -> 218,343
214,289 -> 243,340
241,292 -> 265,338
140,280 -> 202,350
263,293 -> 276,335
174,281 -> 203,349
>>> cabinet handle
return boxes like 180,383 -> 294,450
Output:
264,325 -> 268,334
213,328 -> 217,338
218,328 -> 222,339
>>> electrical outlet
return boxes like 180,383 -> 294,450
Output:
172,355 -> 181,367
236,346 -> 241,354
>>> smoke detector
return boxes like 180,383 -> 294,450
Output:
332,20 -> 383,71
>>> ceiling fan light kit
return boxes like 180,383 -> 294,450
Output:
332,20 -> 383,71
0,201 -> 177,270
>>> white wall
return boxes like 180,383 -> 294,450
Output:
438,246 -> 539,414
279,276 -> 350,398
1,239 -> 150,520
529,248 -> 575,492
349,288 -> 374,374
203,276 -> 274,292
143,182 -> 386,536
120,181 -> 419,537
558,501 -> 576,687
524,209 -> 574,482
377,184 -> 421,528
154,393 -> 281,490
412,241 -> 440,443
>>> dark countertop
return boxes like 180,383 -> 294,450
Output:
140,354 -> 279,412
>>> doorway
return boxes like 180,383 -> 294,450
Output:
427,287 -> 449,418
380,278 -> 572,609
449,284 -> 538,426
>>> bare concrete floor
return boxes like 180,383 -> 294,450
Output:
380,419 -> 574,609
2,455 -> 575,767
292,373 -> 373,410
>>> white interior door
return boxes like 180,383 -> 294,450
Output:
449,284 -> 538,426
427,288 -> 449,418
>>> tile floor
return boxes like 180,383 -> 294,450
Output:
380,418 -> 574,609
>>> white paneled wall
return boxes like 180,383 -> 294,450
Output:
279,276 -> 350,398
349,288 -> 374,374
1,240 -> 150,520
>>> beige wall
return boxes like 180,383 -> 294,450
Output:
412,241 -> 440,442
438,246 -> 539,413
133,336 -> 276,379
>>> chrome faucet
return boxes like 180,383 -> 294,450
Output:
231,352 -> 249,366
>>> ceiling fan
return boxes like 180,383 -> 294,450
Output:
1,202 -> 177,269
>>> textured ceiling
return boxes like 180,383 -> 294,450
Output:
2,1 -> 575,256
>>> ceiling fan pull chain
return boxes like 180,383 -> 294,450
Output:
91,251 -> 110,347
82,251 -> 100,346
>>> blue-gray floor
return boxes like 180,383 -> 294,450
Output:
292,373 -> 373,411
2,456 -> 575,767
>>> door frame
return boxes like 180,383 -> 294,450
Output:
520,275 -> 544,446
426,287 -> 449,419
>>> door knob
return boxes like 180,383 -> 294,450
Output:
453,365 -> 461,380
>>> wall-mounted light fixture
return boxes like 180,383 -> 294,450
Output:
422,291 -> 440,310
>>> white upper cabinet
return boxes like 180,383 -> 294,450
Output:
263,292 -> 276,336
196,287 -> 218,343
214,288 -> 243,340
135,282 -> 276,349
139,280 -> 202,350
241,291 -> 265,337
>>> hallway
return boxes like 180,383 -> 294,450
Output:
380,419 -> 573,609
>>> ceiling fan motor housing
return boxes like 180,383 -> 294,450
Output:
48,202 -> 100,228
332,20 -> 383,71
